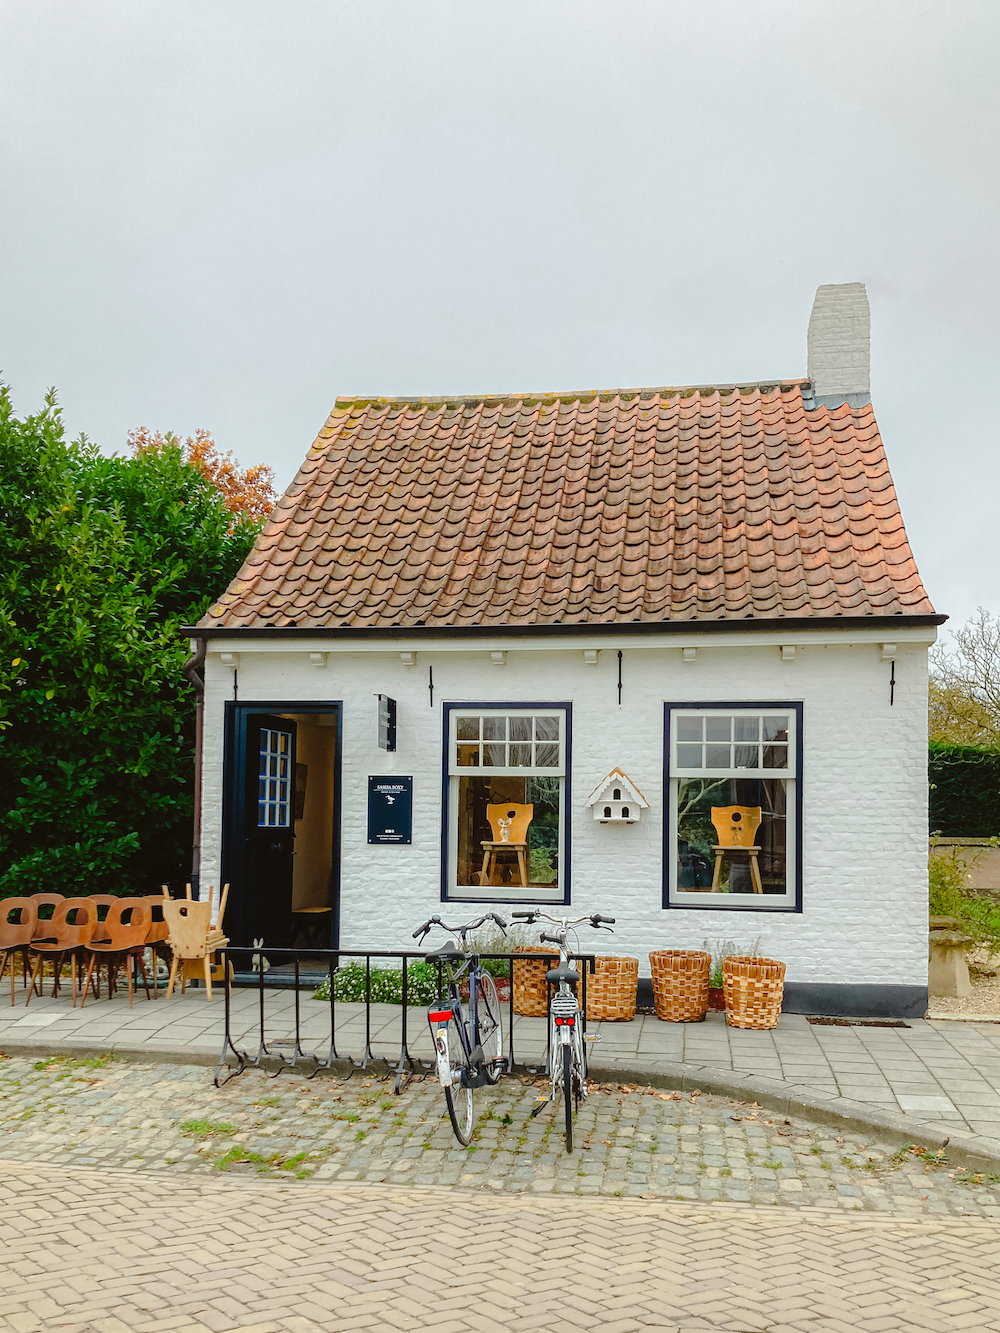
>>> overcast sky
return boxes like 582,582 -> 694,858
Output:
2,1 -> 997,636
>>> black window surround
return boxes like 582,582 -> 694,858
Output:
662,700 -> 804,913
440,700 -> 572,906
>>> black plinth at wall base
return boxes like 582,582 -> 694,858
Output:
635,978 -> 928,1020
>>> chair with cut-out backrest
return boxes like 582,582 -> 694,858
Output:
26,898 -> 98,1005
29,893 -> 64,924
479,803 -> 534,890
0,899 -> 37,1005
709,806 -> 763,894
161,889 -> 229,1001
81,898 -> 152,1006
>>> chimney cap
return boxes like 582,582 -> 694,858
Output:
807,282 -> 871,406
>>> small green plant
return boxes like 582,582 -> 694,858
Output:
810,1146 -> 823,1155
354,1129 -> 367,1142
720,1167 -> 731,1176
762,1160 -> 783,1170
333,1110 -> 360,1122
703,937 -> 762,987
929,846 -> 1000,957
312,961 -> 442,1005
179,1118 -> 236,1137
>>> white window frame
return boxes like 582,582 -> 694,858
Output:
667,706 -> 797,909
446,706 -> 567,904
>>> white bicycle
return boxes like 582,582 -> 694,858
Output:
511,909 -> 615,1152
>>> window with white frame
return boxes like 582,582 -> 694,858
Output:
447,708 -> 567,902
258,727 -> 293,828
667,707 -> 797,908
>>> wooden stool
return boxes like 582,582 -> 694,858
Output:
290,907 -> 332,949
709,805 -> 764,895
710,845 -> 764,893
479,802 -> 533,889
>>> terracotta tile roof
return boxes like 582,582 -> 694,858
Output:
199,381 -> 936,631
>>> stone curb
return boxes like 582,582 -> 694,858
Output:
4,1033 -> 1000,1175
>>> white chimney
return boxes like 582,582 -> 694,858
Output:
807,282 -> 870,404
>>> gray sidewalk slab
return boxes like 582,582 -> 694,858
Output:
5,983 -> 1000,1159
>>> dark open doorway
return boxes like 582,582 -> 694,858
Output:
222,701 -> 342,953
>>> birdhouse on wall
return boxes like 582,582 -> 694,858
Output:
587,769 -> 649,824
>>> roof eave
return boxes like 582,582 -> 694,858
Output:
185,613 -> 947,641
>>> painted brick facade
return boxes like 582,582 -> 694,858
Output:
199,628 -> 933,990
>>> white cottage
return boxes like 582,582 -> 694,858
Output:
188,283 -> 943,1017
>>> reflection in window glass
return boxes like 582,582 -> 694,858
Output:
676,777 -> 787,895
455,776 -> 560,890
677,716 -> 703,742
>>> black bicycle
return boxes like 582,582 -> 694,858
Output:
413,912 -> 508,1145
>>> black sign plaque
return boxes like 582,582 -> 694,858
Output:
367,776 -> 413,845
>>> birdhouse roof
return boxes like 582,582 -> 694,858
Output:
586,769 -> 650,808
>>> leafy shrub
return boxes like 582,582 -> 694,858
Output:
312,962 -> 442,1006
929,848 -> 1000,957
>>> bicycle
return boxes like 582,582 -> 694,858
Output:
413,912 -> 508,1145
511,909 -> 615,1152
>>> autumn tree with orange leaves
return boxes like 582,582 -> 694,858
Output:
128,426 -> 276,524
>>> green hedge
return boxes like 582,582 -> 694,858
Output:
929,743 -> 1000,836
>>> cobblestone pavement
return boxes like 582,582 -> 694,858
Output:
3,1162 -> 1000,1333
5,987 -> 1000,1142
4,1054 -> 1000,1333
2,1053 -> 999,1216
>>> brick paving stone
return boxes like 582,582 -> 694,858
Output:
4,1055 -> 1000,1330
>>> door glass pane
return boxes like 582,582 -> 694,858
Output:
258,728 -> 293,827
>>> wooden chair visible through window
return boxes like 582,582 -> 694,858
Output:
709,806 -> 763,894
479,803 -> 534,890
0,899 -> 37,1005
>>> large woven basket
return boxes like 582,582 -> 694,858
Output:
723,955 -> 785,1029
648,950 -> 710,1022
512,945 -> 554,1017
585,956 -> 639,1022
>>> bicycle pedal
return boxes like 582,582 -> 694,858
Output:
585,1034 -> 599,1043
529,1097 -> 549,1118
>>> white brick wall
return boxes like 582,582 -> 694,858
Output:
807,282 -> 871,397
200,632 -> 931,987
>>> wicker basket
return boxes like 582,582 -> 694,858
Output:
648,950 -> 711,1022
512,945 -> 554,1017
585,956 -> 639,1022
723,955 -> 785,1029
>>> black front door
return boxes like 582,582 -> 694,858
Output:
244,713 -> 297,949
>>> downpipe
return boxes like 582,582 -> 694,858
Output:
182,635 -> 206,896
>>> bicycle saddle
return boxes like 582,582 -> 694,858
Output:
546,964 -> 579,987
425,940 -> 463,965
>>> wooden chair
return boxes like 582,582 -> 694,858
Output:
479,803 -> 533,889
0,898 -> 37,1005
29,893 -> 64,923
162,889 -> 229,1001
81,898 -> 152,1006
145,891 -> 173,994
178,883 -> 231,991
26,898 -> 98,1005
709,806 -> 763,894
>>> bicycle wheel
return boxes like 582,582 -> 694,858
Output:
443,1017 -> 474,1145
476,972 -> 504,1084
562,1042 -> 574,1152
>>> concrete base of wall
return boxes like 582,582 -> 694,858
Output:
635,978 -> 928,1019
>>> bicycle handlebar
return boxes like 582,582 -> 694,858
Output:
412,912 -> 507,942
510,909 -> 615,929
